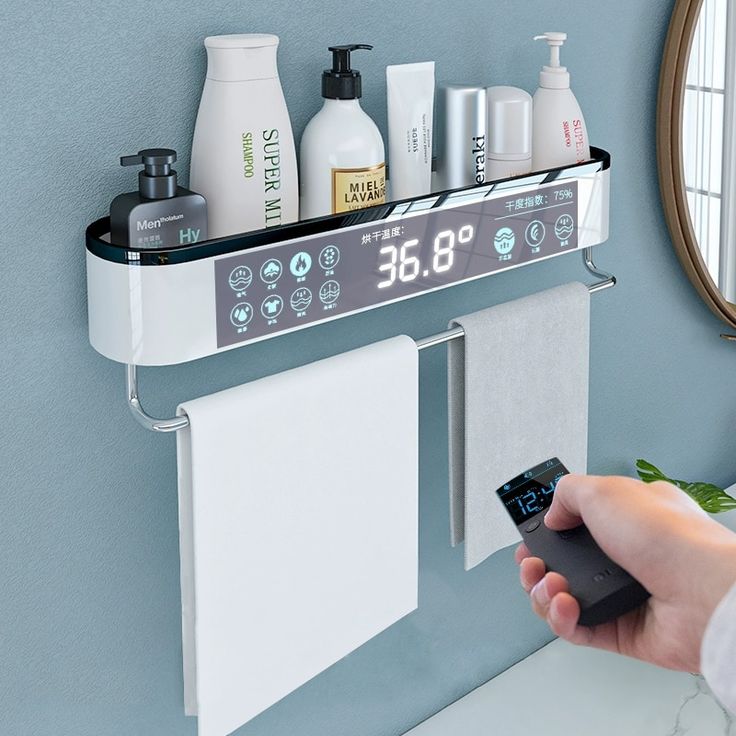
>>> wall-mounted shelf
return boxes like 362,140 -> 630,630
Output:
86,148 -> 611,368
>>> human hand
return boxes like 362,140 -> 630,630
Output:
516,474 -> 736,672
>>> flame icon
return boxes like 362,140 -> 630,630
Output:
290,251 -> 312,277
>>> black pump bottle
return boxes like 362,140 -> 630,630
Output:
110,148 -> 208,249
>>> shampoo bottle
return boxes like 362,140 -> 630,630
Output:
299,45 -> 385,219
531,32 -> 590,171
190,34 -> 298,238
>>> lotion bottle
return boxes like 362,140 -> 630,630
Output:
531,32 -> 590,171
300,45 -> 385,219
189,34 -> 298,238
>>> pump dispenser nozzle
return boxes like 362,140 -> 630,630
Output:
533,32 -> 571,89
120,148 -> 178,199
322,44 -> 373,99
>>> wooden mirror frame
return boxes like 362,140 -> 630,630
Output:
657,0 -> 736,334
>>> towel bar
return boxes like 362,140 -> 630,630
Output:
126,247 -> 615,433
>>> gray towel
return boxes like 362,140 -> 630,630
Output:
448,282 -> 590,570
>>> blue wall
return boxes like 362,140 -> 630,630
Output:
4,0 -> 736,734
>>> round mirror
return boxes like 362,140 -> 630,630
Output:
658,0 -> 736,335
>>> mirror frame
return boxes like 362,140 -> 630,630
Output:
657,0 -> 736,335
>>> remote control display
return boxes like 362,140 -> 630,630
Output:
497,457 -> 567,525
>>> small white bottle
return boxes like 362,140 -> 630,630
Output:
190,34 -> 299,238
486,86 -> 533,180
531,32 -> 591,171
300,45 -> 385,219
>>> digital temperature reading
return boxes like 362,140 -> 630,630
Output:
496,458 -> 567,525
214,180 -> 578,348
376,225 -> 475,289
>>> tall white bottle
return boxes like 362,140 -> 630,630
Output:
300,45 -> 385,219
190,34 -> 298,238
531,32 -> 591,171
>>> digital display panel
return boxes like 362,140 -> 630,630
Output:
214,180 -> 578,348
496,458 -> 568,526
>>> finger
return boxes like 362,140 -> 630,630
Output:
548,595 -> 633,654
544,473 -> 592,530
514,543 -> 532,564
520,557 -> 545,593
547,592 -> 583,639
530,571 -> 568,618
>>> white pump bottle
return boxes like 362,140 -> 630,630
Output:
531,32 -> 590,171
300,45 -> 385,219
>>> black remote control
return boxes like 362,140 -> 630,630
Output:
497,458 -> 650,627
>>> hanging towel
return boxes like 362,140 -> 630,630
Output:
448,282 -> 590,570
176,336 -> 419,736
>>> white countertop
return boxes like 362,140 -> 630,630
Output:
407,484 -> 736,736
405,639 -> 734,736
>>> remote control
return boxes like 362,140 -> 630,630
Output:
497,458 -> 650,627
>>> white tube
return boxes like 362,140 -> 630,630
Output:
386,62 -> 435,200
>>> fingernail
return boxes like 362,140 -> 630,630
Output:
531,578 -> 550,607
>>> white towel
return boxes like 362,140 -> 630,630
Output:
176,336 -> 418,736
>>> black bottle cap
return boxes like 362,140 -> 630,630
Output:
120,148 -> 178,199
322,44 -> 373,99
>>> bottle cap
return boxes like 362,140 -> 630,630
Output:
120,148 -> 177,199
322,44 -> 372,99
204,34 -> 280,82
534,32 -> 571,90
486,86 -> 532,159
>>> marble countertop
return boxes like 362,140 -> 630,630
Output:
406,484 -> 736,736
405,639 -> 734,736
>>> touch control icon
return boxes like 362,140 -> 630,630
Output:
260,259 -> 283,284
290,287 -> 312,314
261,295 -> 284,320
290,252 -> 312,278
524,220 -> 546,251
229,302 -> 253,329
228,266 -> 253,293
493,227 -> 515,260
319,280 -> 340,305
319,245 -> 340,270
555,214 -> 575,247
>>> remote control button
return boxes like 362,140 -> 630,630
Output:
525,520 -> 541,533
558,529 -> 579,540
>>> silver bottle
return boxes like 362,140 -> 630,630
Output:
437,85 -> 487,189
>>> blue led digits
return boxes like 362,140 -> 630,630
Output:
497,458 -> 567,525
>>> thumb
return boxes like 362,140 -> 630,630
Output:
544,473 -> 592,530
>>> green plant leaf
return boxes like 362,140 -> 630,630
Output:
636,459 -> 736,514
